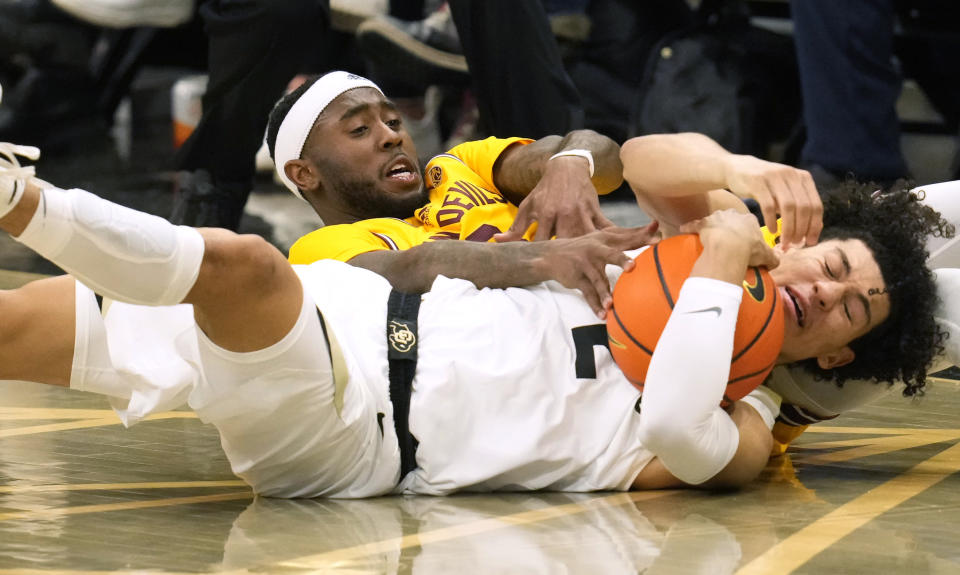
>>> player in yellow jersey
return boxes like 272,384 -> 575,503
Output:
290,136 -> 537,262
267,71 -> 649,317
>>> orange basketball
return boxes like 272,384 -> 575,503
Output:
606,234 -> 784,407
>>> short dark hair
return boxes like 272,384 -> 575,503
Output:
265,75 -> 321,161
799,180 -> 954,397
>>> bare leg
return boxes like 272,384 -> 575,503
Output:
0,275 -> 76,386
186,227 -> 303,353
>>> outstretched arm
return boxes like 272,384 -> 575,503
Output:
492,130 -> 623,241
621,133 -> 822,248
349,223 -> 659,318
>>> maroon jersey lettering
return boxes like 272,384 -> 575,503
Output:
464,224 -> 502,242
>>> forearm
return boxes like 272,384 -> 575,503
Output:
553,129 -> 623,195
621,133 -> 732,197
621,134 -> 746,235
637,276 -> 743,484
348,241 -> 554,293
495,130 -> 622,202
636,237 -> 752,484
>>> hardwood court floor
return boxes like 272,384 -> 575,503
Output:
1,280 -> 960,575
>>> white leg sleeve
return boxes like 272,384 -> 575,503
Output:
637,277 -> 744,485
14,187 -> 204,306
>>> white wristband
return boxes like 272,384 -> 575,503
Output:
548,148 -> 594,177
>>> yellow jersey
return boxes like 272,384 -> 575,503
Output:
288,136 -> 533,264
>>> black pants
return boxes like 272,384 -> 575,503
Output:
791,0 -> 908,182
175,0 -> 328,190
448,0 -> 583,138
447,0 -> 690,143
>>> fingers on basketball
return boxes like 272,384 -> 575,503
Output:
606,234 -> 785,406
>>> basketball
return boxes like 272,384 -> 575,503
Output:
606,234 -> 784,406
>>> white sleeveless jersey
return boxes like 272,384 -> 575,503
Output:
403,273 -> 653,494
300,251 -> 654,495
84,252 -> 654,496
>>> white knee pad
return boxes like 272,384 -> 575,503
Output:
15,187 -> 204,306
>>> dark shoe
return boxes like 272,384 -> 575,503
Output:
356,6 -> 469,87
171,170 -> 251,231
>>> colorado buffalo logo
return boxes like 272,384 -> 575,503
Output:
388,320 -> 416,353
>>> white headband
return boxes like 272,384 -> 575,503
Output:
273,71 -> 383,199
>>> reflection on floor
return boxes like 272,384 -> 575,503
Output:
2,340 -> 960,573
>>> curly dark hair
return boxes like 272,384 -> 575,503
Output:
265,75 -> 321,161
798,180 -> 954,397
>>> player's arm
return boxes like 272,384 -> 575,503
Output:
632,210 -> 779,490
620,132 -> 822,248
492,130 -> 623,241
349,224 -> 658,318
633,399 -> 775,490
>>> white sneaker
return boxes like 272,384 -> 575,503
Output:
0,142 -> 39,180
0,86 -> 41,197
0,142 -> 40,214
49,0 -> 194,28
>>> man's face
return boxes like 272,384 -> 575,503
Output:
770,238 -> 891,367
301,88 -> 427,219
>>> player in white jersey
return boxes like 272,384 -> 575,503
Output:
620,133 -> 957,449
766,180 -> 960,447
0,139 -> 943,497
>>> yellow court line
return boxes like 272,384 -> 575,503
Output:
279,490 -> 675,570
0,480 -> 246,494
735,440 -> 960,575
0,408 -> 197,421
0,412 -> 199,438
0,418 -> 124,438
794,433 -> 960,465
795,429 -> 960,450
0,568 -> 247,575
802,426 -> 960,435
0,408 -> 117,420
0,490 -> 253,522
0,570 -> 237,575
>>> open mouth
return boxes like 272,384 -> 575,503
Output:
384,156 -> 417,183
785,286 -> 805,327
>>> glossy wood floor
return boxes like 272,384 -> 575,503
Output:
1,275 -> 959,574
